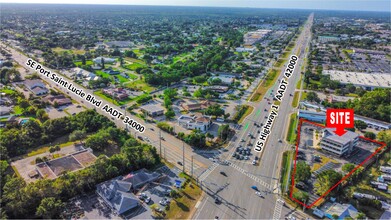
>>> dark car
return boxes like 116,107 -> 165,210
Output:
220,171 -> 227,176
177,161 -> 183,166
214,197 -> 220,204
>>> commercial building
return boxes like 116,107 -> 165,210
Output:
178,114 -> 212,132
140,104 -> 165,117
93,57 -> 116,64
323,70 -> 391,90
320,128 -> 359,156
102,88 -> 129,100
96,169 -> 161,215
298,110 -> 326,123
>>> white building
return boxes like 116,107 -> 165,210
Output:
178,114 -> 212,132
93,57 -> 116,64
320,128 -> 359,156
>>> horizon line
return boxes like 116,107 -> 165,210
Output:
0,2 -> 390,13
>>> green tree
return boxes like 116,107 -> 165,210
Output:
356,212 -> 366,220
342,163 -> 355,173
354,120 -> 367,130
314,170 -> 342,195
295,161 -> 311,183
364,131 -> 376,140
217,124 -> 230,140
292,191 -> 309,203
165,109 -> 175,119
69,130 -> 86,142
204,104 -> 225,117
35,197 -> 64,219
377,130 -> 391,146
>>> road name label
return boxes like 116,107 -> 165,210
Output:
26,58 -> 145,133
254,54 -> 298,152
254,104 -> 279,152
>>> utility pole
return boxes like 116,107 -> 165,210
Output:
191,155 -> 194,177
182,141 -> 185,173
159,129 -> 162,157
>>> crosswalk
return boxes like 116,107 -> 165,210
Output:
272,198 -> 284,219
227,162 -> 271,190
198,163 -> 219,182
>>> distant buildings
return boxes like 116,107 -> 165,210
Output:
24,79 -> 48,96
178,114 -> 212,132
318,36 -> 340,43
243,29 -> 271,46
320,128 -> 359,156
140,104 -> 165,117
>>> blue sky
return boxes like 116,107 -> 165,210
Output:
0,0 -> 390,12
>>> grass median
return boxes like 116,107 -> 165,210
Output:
250,68 -> 280,102
281,151 -> 294,194
291,91 -> 299,108
286,113 -> 298,144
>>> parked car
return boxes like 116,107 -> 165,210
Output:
220,171 -> 227,176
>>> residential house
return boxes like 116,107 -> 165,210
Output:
140,104 -> 165,117
43,95 -> 72,106
324,203 -> 360,219
178,114 -> 212,132
73,68 -> 100,82
24,79 -> 48,96
320,128 -> 359,156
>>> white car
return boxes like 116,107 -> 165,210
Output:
252,160 -> 257,165
255,191 -> 263,197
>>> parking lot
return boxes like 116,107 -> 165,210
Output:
46,104 -> 85,119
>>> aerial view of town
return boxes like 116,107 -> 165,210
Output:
0,0 -> 390,219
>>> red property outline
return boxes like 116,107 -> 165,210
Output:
289,119 -> 387,208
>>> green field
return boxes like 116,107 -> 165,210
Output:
124,79 -> 155,93
286,113 -> 298,144
74,60 -> 93,66
291,91 -> 299,108
0,89 -> 16,95
124,62 -> 146,71
13,106 -> 23,115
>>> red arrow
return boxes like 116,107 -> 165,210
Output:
334,126 -> 347,136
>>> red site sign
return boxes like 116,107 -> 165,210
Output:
326,109 -> 354,136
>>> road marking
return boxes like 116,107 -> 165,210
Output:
272,197 -> 284,219
244,122 -> 249,131
198,163 -> 219,182
227,161 -> 271,190
256,109 -> 261,116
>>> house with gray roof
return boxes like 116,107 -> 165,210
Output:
24,79 -> 48,96
96,178 -> 139,215
320,128 -> 359,156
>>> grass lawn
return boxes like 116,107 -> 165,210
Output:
53,47 -> 86,55
296,75 -> 303,89
124,62 -> 146,71
281,151 -> 294,193
286,113 -> 298,144
25,136 -> 78,158
291,91 -> 299,108
12,105 -> 23,114
173,52 -> 190,63
124,79 -> 155,93
74,60 -> 93,66
0,89 -> 16,95
165,173 -> 202,219
238,105 -> 254,124
300,91 -> 308,101
250,68 -> 280,102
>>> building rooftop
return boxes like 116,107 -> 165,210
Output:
140,104 -> 165,113
324,203 -> 359,219
322,128 -> 359,145
323,70 -> 391,88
